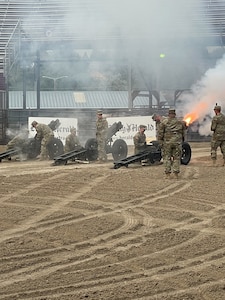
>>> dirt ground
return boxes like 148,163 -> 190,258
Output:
1,142 -> 225,300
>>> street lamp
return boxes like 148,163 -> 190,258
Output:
42,75 -> 68,90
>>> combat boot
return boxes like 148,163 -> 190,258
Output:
165,173 -> 170,179
173,172 -> 179,179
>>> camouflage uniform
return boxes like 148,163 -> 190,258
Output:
64,132 -> 81,153
96,115 -> 108,161
152,114 -> 166,140
35,123 -> 54,160
210,110 -> 225,162
133,126 -> 146,155
158,111 -> 186,175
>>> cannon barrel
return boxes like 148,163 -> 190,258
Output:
106,121 -> 123,142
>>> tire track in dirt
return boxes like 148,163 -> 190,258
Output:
0,165 -> 194,242
0,169 -> 109,242
0,166 -> 205,292
1,162 -> 225,299
1,258 -> 225,300
0,168 -> 192,254
0,167 -> 141,288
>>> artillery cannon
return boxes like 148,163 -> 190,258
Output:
113,141 -> 191,169
0,119 -> 64,162
26,119 -> 64,160
53,121 -> 128,165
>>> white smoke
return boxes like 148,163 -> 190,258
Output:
60,0 -> 209,90
6,126 -> 29,139
177,54 -> 225,136
19,0 -> 225,127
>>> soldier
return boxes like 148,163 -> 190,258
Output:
96,110 -> 108,162
133,125 -> 147,155
210,104 -> 225,166
31,120 -> 54,160
6,128 -> 29,150
152,113 -> 165,140
64,127 -> 82,153
158,108 -> 186,179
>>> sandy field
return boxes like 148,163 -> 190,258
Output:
0,142 -> 225,300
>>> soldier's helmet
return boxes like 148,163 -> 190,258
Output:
70,127 -> 76,133
214,105 -> 221,111
31,120 -> 38,127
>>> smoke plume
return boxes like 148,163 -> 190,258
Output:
177,54 -> 225,136
20,0 -> 225,134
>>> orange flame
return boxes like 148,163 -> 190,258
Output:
183,112 -> 199,126
183,102 -> 208,126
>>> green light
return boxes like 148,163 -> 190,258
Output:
159,53 -> 165,58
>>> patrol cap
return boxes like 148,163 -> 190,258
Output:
97,110 -> 103,115
139,124 -> 147,129
214,105 -> 221,111
31,120 -> 38,127
70,127 -> 76,133
152,113 -> 157,121
168,108 -> 176,114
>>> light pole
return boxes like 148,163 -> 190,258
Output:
42,75 -> 68,90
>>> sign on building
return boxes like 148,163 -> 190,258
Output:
28,115 -> 156,147
28,117 -> 78,145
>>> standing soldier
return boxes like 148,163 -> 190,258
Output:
158,108 -> 186,179
210,104 -> 225,166
96,110 -> 108,162
64,127 -> 82,153
31,121 -> 54,160
133,125 -> 147,155
152,114 -> 165,140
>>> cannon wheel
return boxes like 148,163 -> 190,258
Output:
48,138 -> 64,160
26,138 -> 41,159
111,139 -> 128,161
85,138 -> 98,161
181,142 -> 192,165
